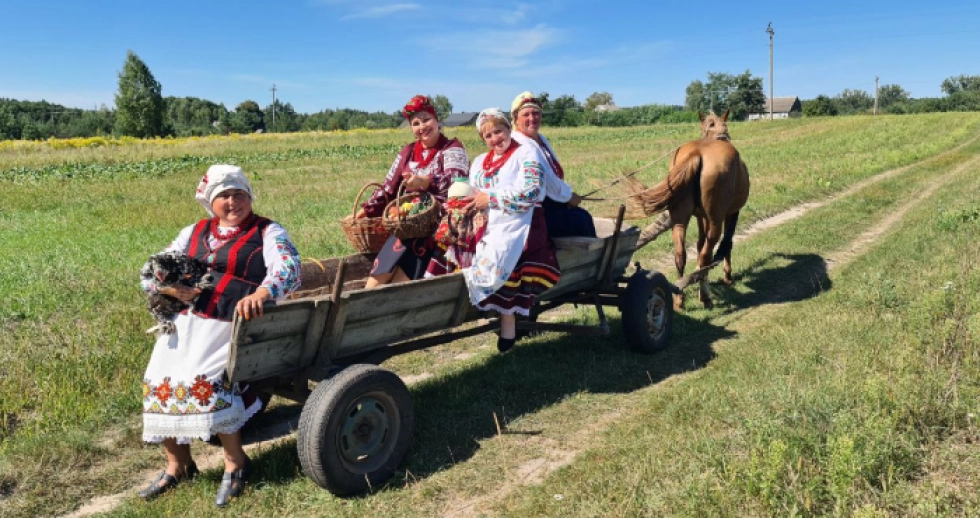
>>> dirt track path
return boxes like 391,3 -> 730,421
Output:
62,139 -> 979,518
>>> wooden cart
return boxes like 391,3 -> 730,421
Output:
226,211 -> 677,495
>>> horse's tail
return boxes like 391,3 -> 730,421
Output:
713,211 -> 740,262
630,152 -> 702,216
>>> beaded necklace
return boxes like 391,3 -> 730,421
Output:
481,140 -> 520,174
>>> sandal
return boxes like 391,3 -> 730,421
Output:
215,456 -> 252,507
139,462 -> 198,500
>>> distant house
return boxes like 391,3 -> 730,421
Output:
594,103 -> 620,112
442,112 -> 479,127
748,97 -> 802,120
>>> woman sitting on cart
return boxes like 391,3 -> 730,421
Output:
509,91 -> 596,238
139,165 -> 302,507
461,108 -> 562,352
355,94 -> 469,288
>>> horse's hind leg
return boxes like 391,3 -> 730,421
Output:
697,218 -> 723,309
671,221 -> 689,310
716,211 -> 740,285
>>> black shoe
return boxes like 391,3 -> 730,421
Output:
139,462 -> 199,500
215,456 -> 252,507
497,336 -> 516,353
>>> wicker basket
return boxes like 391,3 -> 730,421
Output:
340,182 -> 390,254
383,183 -> 441,240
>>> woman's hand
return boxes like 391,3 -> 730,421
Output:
568,193 -> 584,208
355,208 -> 367,219
160,285 -> 200,303
464,190 -> 490,214
236,288 -> 272,321
403,174 -> 431,191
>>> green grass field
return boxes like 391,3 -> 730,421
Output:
2,113 -> 979,517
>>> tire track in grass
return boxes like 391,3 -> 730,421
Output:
61,139 -> 979,517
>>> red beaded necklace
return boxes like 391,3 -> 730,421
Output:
413,140 -> 439,169
481,140 -> 520,174
210,213 -> 255,243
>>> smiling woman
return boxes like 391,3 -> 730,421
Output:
354,95 -> 470,288
137,164 -> 302,508
459,108 -> 562,353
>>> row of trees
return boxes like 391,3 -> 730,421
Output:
3,50 -> 980,141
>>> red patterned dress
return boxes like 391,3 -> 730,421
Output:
362,135 -> 469,279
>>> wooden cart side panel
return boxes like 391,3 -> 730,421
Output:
227,298 -> 322,383
329,274 -> 467,359
229,334 -> 306,382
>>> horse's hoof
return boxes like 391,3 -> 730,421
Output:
673,294 -> 685,311
721,277 -> 734,285
702,300 -> 714,309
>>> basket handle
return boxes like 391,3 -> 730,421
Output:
351,182 -> 387,219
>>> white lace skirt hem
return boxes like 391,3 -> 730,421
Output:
142,397 -> 262,445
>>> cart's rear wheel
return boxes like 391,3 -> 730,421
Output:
622,270 -> 673,353
297,364 -> 414,495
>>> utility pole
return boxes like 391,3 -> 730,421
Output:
767,22 -> 775,121
270,84 -> 277,131
874,76 -> 879,115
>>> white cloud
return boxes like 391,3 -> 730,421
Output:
339,3 -> 420,21
420,24 -> 563,70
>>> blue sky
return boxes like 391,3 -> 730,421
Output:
1,0 -> 977,113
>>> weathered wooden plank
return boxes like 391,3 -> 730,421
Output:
229,334 -> 305,382
553,236 -> 605,251
342,274 -> 463,322
541,264 -> 602,299
298,299 -> 331,368
234,302 -> 313,342
336,302 -> 458,356
556,246 -> 605,271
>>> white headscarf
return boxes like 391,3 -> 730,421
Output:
475,108 -> 509,133
194,164 -> 254,216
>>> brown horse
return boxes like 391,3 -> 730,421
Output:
631,110 -> 750,308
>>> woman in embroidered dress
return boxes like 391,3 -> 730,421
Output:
509,91 -> 596,238
463,108 -> 562,352
355,94 -> 469,287
138,164 -> 301,507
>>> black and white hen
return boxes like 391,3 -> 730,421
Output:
141,251 -> 215,336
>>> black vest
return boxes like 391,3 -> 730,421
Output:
186,215 -> 271,321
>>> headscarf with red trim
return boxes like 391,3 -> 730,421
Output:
401,95 -> 438,120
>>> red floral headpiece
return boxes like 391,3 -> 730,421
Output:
402,95 -> 437,120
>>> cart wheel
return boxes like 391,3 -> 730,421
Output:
297,364 -> 414,496
622,270 -> 673,353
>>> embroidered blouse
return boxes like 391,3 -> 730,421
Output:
141,221 -> 302,300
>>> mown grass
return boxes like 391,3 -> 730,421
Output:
1,113 -> 979,517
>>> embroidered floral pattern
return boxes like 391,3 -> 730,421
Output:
144,374 -> 243,415
190,375 -> 215,406
261,235 -> 301,299
154,377 -> 174,406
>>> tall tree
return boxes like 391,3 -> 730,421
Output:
833,89 -> 873,114
877,84 -> 910,110
683,71 -> 764,119
685,80 -> 707,111
230,100 -> 264,133
114,50 -> 165,138
431,95 -> 453,120
941,75 -> 980,95
584,91 -> 614,111
803,95 -> 838,117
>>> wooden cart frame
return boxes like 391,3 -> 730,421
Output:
226,209 -> 678,495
